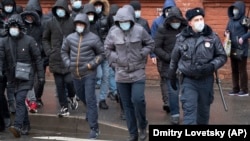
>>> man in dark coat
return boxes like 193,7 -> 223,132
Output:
154,6 -> 187,125
42,0 -> 78,117
0,14 -> 45,137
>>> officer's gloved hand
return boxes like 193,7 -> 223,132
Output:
168,69 -> 177,90
38,78 -> 45,87
197,63 -> 214,74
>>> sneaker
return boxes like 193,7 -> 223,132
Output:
139,128 -> 147,141
89,128 -> 100,139
99,100 -> 109,110
36,99 -> 44,108
21,125 -> 30,135
29,102 -> 38,113
170,116 -> 180,125
238,91 -> 249,97
57,107 -> 70,117
228,91 -> 239,96
68,96 -> 78,110
8,126 -> 21,138
128,135 -> 138,141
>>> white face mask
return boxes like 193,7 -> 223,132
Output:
4,6 -> 13,13
25,19 -> 33,23
56,9 -> 66,17
119,22 -> 131,31
135,11 -> 141,18
72,1 -> 82,9
9,27 -> 19,36
95,6 -> 102,14
233,9 -> 239,16
170,23 -> 181,29
88,15 -> 94,22
76,25 -> 84,33
193,21 -> 205,32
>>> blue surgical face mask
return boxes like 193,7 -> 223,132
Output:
135,11 -> 141,18
119,22 -> 131,31
95,6 -> 102,14
56,9 -> 66,17
72,1 -> 82,9
9,27 -> 19,36
233,8 -> 239,16
4,6 -> 13,13
170,23 -> 181,29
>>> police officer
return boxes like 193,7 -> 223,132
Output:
169,7 -> 227,125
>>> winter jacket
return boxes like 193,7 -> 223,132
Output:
0,14 -> 44,92
226,1 -> 250,57
61,13 -> 105,79
42,0 -> 75,74
104,6 -> 155,83
89,0 -> 110,42
169,25 -> 227,79
154,6 -> 187,78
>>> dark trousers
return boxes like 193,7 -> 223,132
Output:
231,57 -> 248,93
73,73 -> 98,130
180,76 -> 214,124
14,90 -> 29,129
117,79 -> 148,137
0,76 -> 10,118
34,65 -> 47,100
0,78 -> 6,131
53,72 -> 75,108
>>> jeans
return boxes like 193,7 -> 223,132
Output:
166,79 -> 180,117
53,72 -> 75,108
14,90 -> 30,128
99,60 -> 109,101
180,76 -> 214,124
96,65 -> 102,86
73,73 -> 98,130
108,67 -> 117,94
231,57 -> 248,93
117,79 -> 147,137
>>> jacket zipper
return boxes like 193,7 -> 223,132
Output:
76,35 -> 83,78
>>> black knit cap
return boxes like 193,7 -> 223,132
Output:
185,7 -> 205,21
130,0 -> 141,10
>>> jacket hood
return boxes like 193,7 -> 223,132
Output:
163,0 -> 176,13
164,6 -> 187,27
228,1 -> 245,20
52,0 -> 71,18
20,10 -> 41,26
74,13 -> 90,34
1,0 -> 16,14
109,4 -> 119,16
89,0 -> 110,16
6,14 -> 25,35
24,0 -> 43,17
114,6 -> 135,26
83,3 -> 98,22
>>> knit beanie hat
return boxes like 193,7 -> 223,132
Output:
185,7 -> 205,21
129,0 -> 141,10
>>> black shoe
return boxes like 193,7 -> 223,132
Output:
99,100 -> 109,109
8,126 -> 21,138
139,128 -> 147,141
21,125 -> 30,135
163,105 -> 170,113
36,99 -> 44,108
128,135 -> 138,141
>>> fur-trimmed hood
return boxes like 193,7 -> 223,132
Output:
89,0 -> 110,16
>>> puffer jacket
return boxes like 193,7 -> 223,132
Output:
104,6 -> 155,83
169,25 -> 227,78
0,14 -> 44,92
42,0 -> 75,74
154,6 -> 187,78
61,13 -> 105,79
226,1 -> 250,57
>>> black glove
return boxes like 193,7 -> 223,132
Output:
168,69 -> 177,90
38,78 -> 45,87
196,63 -> 214,75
